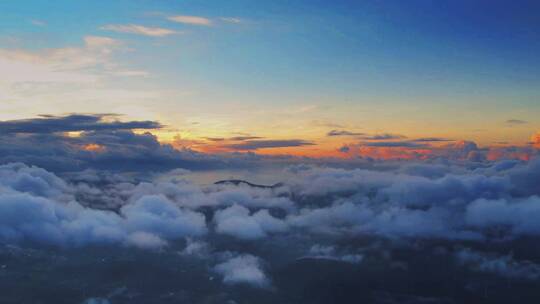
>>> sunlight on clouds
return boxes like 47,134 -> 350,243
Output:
167,15 -> 213,26
82,143 -> 106,152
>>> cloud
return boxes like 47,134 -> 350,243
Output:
100,24 -> 179,37
214,204 -> 287,240
506,119 -> 528,125
466,196 -> 540,236
0,164 -> 207,247
363,141 -> 427,148
0,114 -> 162,134
214,254 -> 270,288
224,139 -> 315,150
167,15 -> 213,26
301,244 -> 364,264
412,137 -> 454,142
531,132 -> 540,147
29,19 -> 46,27
204,136 -> 263,142
82,298 -> 110,304
338,145 -> 350,153
360,133 -> 406,140
4,154 -> 540,299
125,231 -> 167,249
0,35 -> 136,88
327,130 -> 364,137
220,17 -> 243,24
456,249 -> 540,280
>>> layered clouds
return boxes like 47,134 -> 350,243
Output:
2,149 -> 540,299
4,158 -> 540,245
0,165 -> 206,248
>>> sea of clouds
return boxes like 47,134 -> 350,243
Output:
1,157 -> 540,285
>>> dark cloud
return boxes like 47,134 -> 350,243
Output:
225,139 -> 315,150
326,130 -> 364,136
363,141 -> 427,148
412,137 -> 454,142
229,136 -> 264,141
360,133 -> 406,140
205,136 -> 263,142
204,137 -> 226,142
506,119 -> 528,125
0,114 -> 162,134
338,145 -> 350,153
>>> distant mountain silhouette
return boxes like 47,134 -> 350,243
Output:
214,179 -> 283,189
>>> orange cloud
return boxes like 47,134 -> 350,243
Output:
83,143 -> 105,152
532,132 -> 540,148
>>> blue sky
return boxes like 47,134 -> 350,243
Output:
1,0 -> 539,152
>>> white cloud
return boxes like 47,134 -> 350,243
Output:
167,15 -> 212,26
0,35 -> 154,111
214,254 -> 270,288
0,164 -> 207,247
214,204 -> 287,240
0,35 -> 123,85
125,231 -> 167,249
220,17 -> 243,24
101,24 -> 179,37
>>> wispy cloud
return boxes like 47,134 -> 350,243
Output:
167,15 -> 213,26
29,19 -> 46,27
225,139 -> 315,150
506,119 -> 528,126
327,130 -> 364,137
359,133 -> 405,140
412,137 -> 454,142
101,24 -> 179,37
220,17 -> 243,24
0,36 -> 123,85
363,141 -> 427,148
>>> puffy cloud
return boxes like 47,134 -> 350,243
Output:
466,196 -> 540,236
0,129 -> 229,172
181,238 -> 210,256
0,164 -> 207,247
214,205 -> 287,240
4,156 -> 540,251
120,195 -> 207,239
125,231 -> 167,249
214,254 -> 270,288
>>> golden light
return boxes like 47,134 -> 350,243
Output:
83,143 -> 105,152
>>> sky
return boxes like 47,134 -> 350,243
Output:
1,0 -> 540,158
3,2 -> 540,303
